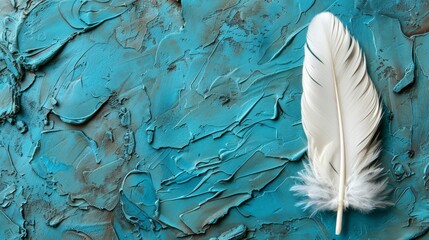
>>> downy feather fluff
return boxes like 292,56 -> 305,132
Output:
291,12 -> 390,233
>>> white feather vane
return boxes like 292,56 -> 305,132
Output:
291,12 -> 390,235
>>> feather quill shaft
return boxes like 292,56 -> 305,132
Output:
333,66 -> 346,235
291,12 -> 390,235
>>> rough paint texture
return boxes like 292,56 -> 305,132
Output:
0,0 -> 428,239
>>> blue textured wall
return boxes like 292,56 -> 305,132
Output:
0,0 -> 428,239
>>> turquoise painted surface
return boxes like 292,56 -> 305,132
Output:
0,0 -> 428,239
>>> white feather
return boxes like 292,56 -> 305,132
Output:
291,12 -> 390,234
